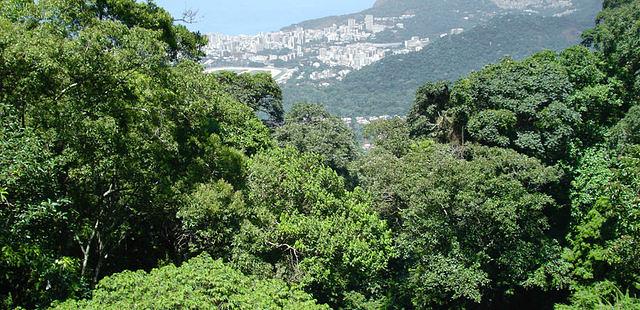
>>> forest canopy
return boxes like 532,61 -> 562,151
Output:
0,0 -> 639,309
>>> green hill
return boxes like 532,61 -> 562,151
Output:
283,3 -> 601,116
283,0 -> 602,116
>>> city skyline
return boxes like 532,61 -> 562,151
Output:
200,13 -> 432,86
155,0 -> 375,35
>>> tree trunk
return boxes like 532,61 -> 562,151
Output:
93,232 -> 105,284
78,218 -> 100,279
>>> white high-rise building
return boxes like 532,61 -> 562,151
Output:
348,18 -> 356,28
365,15 -> 374,31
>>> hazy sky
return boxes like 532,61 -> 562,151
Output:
155,0 -> 374,35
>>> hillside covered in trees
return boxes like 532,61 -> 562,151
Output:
283,0 -> 603,117
1,0 -> 639,309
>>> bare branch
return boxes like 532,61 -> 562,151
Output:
103,183 -> 114,197
173,8 -> 201,24
55,83 -> 78,101
266,241 -> 301,266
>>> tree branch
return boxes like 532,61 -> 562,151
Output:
55,83 -> 78,101
173,9 -> 200,24
266,241 -> 301,266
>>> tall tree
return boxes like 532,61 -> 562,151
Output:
355,142 -> 563,308
232,147 -> 394,308
0,1 -> 270,307
583,0 -> 640,100
274,103 -> 358,176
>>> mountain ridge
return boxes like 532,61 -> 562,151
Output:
285,0 -> 580,32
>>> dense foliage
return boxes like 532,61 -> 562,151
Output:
274,104 -> 358,176
232,147 -> 393,307
213,71 -> 285,127
53,254 -> 326,309
1,0 -> 639,309
0,0 -> 271,307
354,141 -> 564,308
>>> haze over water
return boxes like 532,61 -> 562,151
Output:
156,0 -> 374,35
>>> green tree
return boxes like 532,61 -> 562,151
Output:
582,0 -> 640,99
609,105 -> 640,148
408,49 -> 623,165
0,2 -> 271,307
214,71 -> 285,127
53,254 -> 327,310
232,147 -> 394,308
92,0 -> 207,60
176,180 -> 247,259
563,145 -> 640,302
355,142 -> 562,308
450,52 -> 575,163
406,81 -> 453,141
0,0 -> 206,61
362,118 -> 411,158
556,281 -> 640,309
466,109 -> 517,147
274,103 -> 358,176
0,120 -> 81,308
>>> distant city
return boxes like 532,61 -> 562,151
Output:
201,14 -> 465,85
